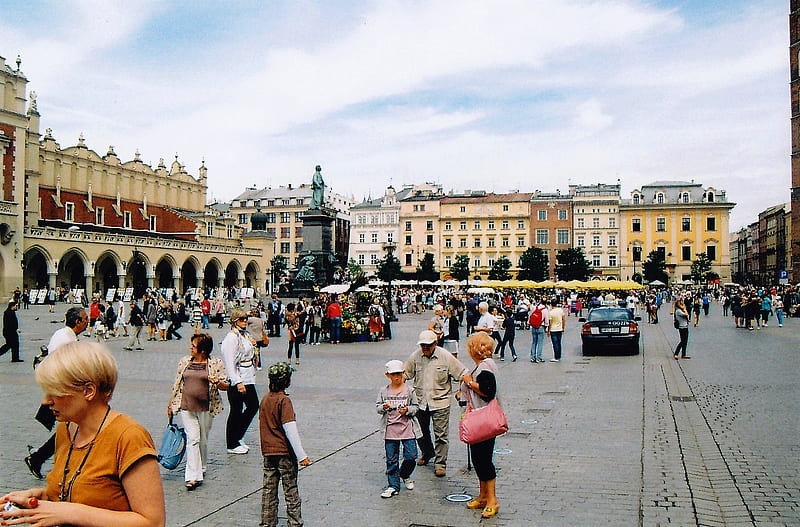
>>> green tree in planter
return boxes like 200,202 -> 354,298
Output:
642,251 -> 669,285
417,252 -> 439,282
377,252 -> 402,284
555,248 -> 592,281
517,247 -> 549,281
690,253 -> 713,285
488,256 -> 512,280
347,258 -> 363,278
450,255 -> 470,283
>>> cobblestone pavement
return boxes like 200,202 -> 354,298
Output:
0,302 -> 797,526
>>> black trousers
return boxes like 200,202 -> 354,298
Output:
28,433 -> 55,468
0,334 -> 20,361
469,436 -> 497,481
226,384 -> 259,449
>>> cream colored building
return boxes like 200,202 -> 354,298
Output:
439,192 -> 532,279
570,183 -> 622,279
398,183 -> 444,274
349,186 -> 408,274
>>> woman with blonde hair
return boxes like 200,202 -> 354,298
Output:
460,332 -> 501,518
221,308 -> 259,454
1,341 -> 165,526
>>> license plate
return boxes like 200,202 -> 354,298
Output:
600,327 -> 619,334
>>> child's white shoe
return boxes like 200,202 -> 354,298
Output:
402,478 -> 415,490
380,487 -> 398,498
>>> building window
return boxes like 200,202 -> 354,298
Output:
558,209 -> 567,220
266,213 -> 276,223
296,198 -> 304,206
238,213 -> 248,225
405,254 -> 412,266
474,258 -> 481,268
267,227 -> 276,236
267,200 -> 275,207
488,237 -> 495,247
656,246 -> 666,259
706,245 -> 717,261
426,220 -> 433,230
282,200 -> 290,206
656,217 -> 666,232
460,221 -> 467,230
502,220 -> 509,229
95,207 -> 104,225
517,220 -> 525,229
149,216 -> 157,232
281,227 -> 290,238
706,217 -> 716,231
592,217 -> 600,228
681,192 -> 690,204
370,254 -> 378,264
445,221 -> 452,231
681,246 -> 692,261
460,206 -> 466,213
427,234 -> 434,245
503,205 -> 509,211
295,242 -> 303,253
280,212 -> 291,223
295,211 -> 304,221
358,254 -> 365,265
517,237 -> 525,247
280,242 -> 290,254
460,238 -> 467,248
706,192 -> 715,202
413,204 -> 426,212
557,229 -> 569,244
681,217 -> 691,232
577,218 -> 585,229
227,224 -> 233,238
371,215 -> 379,224
633,194 -> 640,205
359,233 -> 365,243
405,235 -> 412,245
371,233 -> 378,243
445,238 -> 452,248
445,256 -> 452,267
123,211 -> 132,229
577,235 -> 585,247
608,235 -> 616,247
502,237 -> 509,247
608,217 -> 616,228
592,235 -> 601,247
405,221 -> 412,231
387,232 -> 393,242
632,246 -> 642,262
65,202 -> 75,222
474,221 -> 481,230
295,227 -> 303,237
608,254 -> 617,267
656,192 -> 664,204
632,218 -> 641,232
538,210 -> 547,221
592,255 -> 601,267
536,229 -> 549,244
488,257 -> 495,267
474,237 -> 481,248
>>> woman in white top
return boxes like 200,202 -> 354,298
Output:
546,299 -> 566,362
221,308 -> 258,454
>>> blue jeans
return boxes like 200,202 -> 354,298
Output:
530,327 -> 545,360
329,317 -> 342,343
775,309 -> 784,325
550,331 -> 563,360
385,439 -> 417,490
201,314 -> 209,329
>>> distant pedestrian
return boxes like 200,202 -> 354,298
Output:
0,301 -> 21,362
259,361 -> 310,527
498,309 -> 517,362
377,359 -> 420,498
673,299 -> 690,359
546,299 -> 565,362
123,301 -> 146,350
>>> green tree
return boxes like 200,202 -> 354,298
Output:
449,255 -> 470,282
417,252 -> 439,282
346,258 -> 362,278
377,252 -> 402,284
642,251 -> 669,285
517,247 -> 549,281
690,253 -> 713,284
554,248 -> 592,281
488,256 -> 512,280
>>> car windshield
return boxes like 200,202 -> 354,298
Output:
588,309 -> 630,321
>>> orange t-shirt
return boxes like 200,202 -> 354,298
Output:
45,413 -> 157,511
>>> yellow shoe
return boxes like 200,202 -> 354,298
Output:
481,505 -> 499,518
466,499 -> 486,510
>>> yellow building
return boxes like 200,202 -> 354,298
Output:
397,184 -> 443,274
439,192 -> 532,279
620,181 -> 734,284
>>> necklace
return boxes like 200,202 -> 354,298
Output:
58,405 -> 112,502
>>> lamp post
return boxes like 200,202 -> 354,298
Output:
383,241 -> 398,323
629,244 -> 641,283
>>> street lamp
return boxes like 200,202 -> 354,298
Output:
629,244 -> 641,283
383,241 -> 398,323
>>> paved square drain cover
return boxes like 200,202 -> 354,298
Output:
670,395 -> 696,402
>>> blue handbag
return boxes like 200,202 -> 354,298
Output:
158,416 -> 187,470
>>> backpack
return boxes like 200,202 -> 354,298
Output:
529,306 -> 545,329
369,305 -> 381,317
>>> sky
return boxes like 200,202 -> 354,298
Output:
0,0 -> 788,230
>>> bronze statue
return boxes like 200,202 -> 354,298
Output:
311,165 -> 324,210
295,255 -> 317,283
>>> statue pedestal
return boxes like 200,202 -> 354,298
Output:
300,209 -> 336,286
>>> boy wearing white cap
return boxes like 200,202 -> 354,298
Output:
376,359 -> 421,498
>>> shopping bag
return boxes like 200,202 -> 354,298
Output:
459,399 -> 509,445
158,416 -> 187,470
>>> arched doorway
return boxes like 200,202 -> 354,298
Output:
57,251 -> 86,292
155,258 -> 175,288
244,261 -> 259,288
95,253 -> 120,294
126,252 -> 149,299
224,261 -> 240,288
204,261 -> 220,290
182,259 -> 198,289
23,249 -> 50,289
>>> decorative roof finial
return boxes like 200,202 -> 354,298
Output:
15,55 -> 21,72
77,133 -> 85,147
106,145 -> 116,157
28,91 -> 37,112
44,128 -> 53,139
134,149 -> 142,161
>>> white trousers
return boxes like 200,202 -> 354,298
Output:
181,410 -> 213,482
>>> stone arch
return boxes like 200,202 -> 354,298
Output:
224,259 -> 242,288
23,245 -> 54,289
57,248 -> 90,292
155,254 -> 178,289
204,258 -> 222,289
94,250 -> 123,294
125,250 -> 151,299
181,256 -> 201,290
244,260 -> 260,289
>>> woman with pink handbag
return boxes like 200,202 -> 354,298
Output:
459,332 -> 504,519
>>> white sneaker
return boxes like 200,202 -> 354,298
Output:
403,478 -> 415,490
550,358 -> 559,362
380,487 -> 398,498
227,445 -> 248,454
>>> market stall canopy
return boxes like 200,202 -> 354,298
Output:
648,280 -> 666,286
354,285 -> 373,292
320,284 -> 349,294
467,287 -> 496,294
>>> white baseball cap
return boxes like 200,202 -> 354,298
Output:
385,360 -> 405,374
